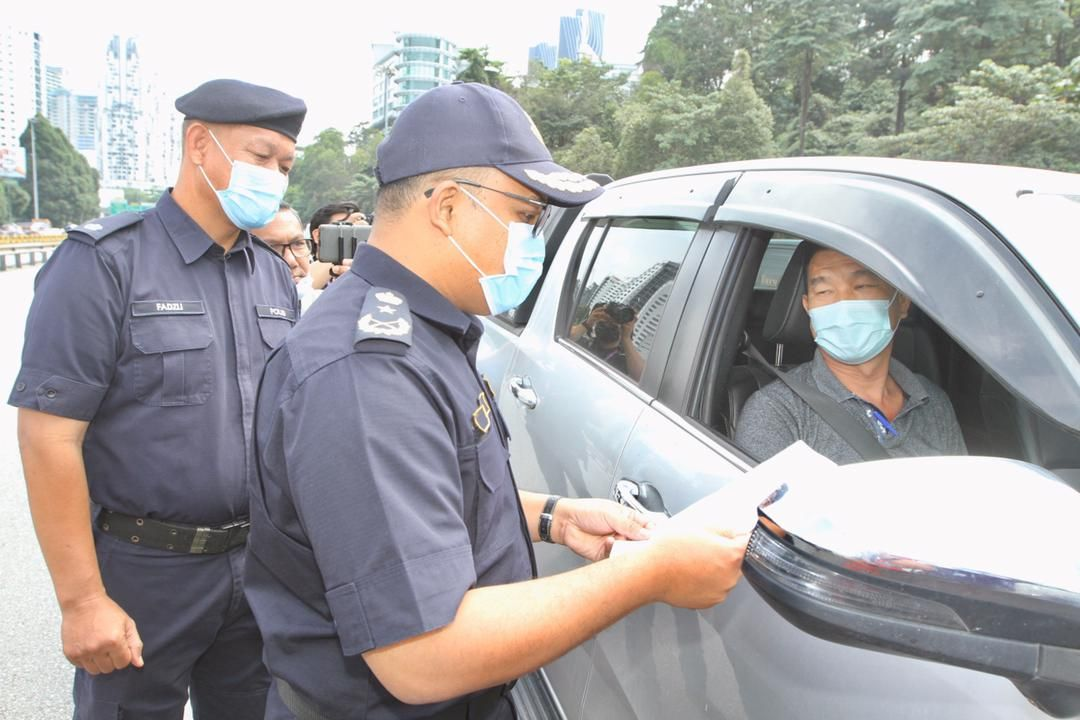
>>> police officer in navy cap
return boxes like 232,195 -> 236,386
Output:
246,82 -> 748,719
10,78 -> 305,718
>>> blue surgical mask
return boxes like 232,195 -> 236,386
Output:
808,291 -> 899,365
447,187 -> 545,315
198,129 -> 288,230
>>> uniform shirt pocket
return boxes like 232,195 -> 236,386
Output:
255,304 -> 296,350
470,431 -> 519,558
130,304 -> 214,406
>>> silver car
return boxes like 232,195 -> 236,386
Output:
478,158 -> 1080,720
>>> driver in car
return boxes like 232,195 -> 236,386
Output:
735,245 -> 967,464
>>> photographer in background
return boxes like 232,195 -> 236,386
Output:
255,203 -> 321,314
571,302 -> 645,381
307,201 -> 367,289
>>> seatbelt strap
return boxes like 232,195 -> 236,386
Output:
743,342 -> 890,461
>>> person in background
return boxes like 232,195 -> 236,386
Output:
307,201 -> 366,289
256,203 -> 321,313
9,79 -> 305,717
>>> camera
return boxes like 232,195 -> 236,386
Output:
591,320 -> 622,344
603,302 -> 635,324
317,223 -> 371,265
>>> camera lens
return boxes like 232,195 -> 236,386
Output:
593,321 -> 621,344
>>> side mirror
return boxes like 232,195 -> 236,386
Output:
743,455 -> 1080,718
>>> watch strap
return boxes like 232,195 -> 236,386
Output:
539,495 -> 562,544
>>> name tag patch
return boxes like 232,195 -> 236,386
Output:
256,305 -> 296,322
131,300 -> 205,317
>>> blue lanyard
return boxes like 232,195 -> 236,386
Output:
865,405 -> 899,440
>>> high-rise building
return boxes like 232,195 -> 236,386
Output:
0,26 -> 44,178
372,33 -> 459,131
528,43 -> 558,71
101,35 -> 141,186
99,35 -> 176,190
557,9 -> 604,63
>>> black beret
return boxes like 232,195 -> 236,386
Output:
175,79 -> 307,142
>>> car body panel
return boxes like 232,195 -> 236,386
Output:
479,158 -> 1080,719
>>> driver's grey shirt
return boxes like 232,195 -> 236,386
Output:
735,351 -> 967,465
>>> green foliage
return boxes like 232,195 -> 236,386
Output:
456,47 -> 510,89
515,59 -> 627,154
0,180 -> 31,223
554,127 -> 617,178
285,128 -> 361,224
859,76 -> 1080,172
615,52 -> 775,177
18,115 -> 99,225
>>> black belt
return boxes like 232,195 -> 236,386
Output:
275,677 -> 514,720
96,509 -> 250,554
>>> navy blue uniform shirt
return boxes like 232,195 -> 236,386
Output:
9,191 -> 298,524
246,243 -> 534,718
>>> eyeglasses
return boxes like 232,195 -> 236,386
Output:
266,238 -> 312,258
425,178 -> 552,234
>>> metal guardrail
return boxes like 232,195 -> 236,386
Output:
0,237 -> 64,271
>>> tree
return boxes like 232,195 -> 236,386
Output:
345,123 -> 384,215
18,115 -> 99,225
0,180 -> 31,223
515,59 -> 627,155
554,127 -> 617,178
896,0 -> 1070,107
285,128 -> 356,224
757,0 -> 859,155
860,62 -> 1080,172
455,47 -> 510,89
642,0 -> 762,93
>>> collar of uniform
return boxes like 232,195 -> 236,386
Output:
810,349 -> 930,406
350,243 -> 478,341
158,189 -> 255,271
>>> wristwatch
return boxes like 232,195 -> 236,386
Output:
539,495 -> 562,544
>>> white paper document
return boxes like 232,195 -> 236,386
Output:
610,441 -> 836,557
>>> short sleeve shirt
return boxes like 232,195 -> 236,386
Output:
734,351 -> 968,465
245,243 -> 534,718
8,191 -> 298,523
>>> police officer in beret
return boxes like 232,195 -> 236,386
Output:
246,82 -> 748,720
10,78 -> 305,718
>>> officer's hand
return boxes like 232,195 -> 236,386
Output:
554,498 -> 654,562
61,594 -> 144,674
643,526 -> 749,609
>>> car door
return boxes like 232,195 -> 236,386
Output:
580,167 -> 1077,719
489,206 -> 714,718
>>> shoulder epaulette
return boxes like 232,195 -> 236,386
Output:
354,286 -> 413,352
64,213 -> 144,245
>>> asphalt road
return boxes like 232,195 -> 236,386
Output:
0,264 -> 195,719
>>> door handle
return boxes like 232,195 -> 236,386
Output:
508,375 -> 538,409
614,479 -> 670,517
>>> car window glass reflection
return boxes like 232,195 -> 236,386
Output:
566,218 -> 696,382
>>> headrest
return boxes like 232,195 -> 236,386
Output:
763,241 -> 817,345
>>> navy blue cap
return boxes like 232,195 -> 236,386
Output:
175,79 -> 307,142
375,83 -> 603,207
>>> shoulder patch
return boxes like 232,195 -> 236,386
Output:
354,286 -> 412,349
65,212 -> 144,245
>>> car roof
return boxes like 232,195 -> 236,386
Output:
609,157 -> 1080,325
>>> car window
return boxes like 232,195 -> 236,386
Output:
563,218 -> 696,383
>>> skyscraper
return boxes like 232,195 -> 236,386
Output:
99,35 -> 176,189
557,9 -> 605,63
101,35 -> 141,186
372,33 -> 459,130
0,25 -> 43,179
528,43 -> 558,71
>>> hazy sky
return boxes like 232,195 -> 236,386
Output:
11,0 -> 666,146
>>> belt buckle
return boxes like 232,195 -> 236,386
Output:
190,526 -> 214,554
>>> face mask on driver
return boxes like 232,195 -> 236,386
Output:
807,291 -> 900,365
198,128 -> 288,231
446,186 -> 546,316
